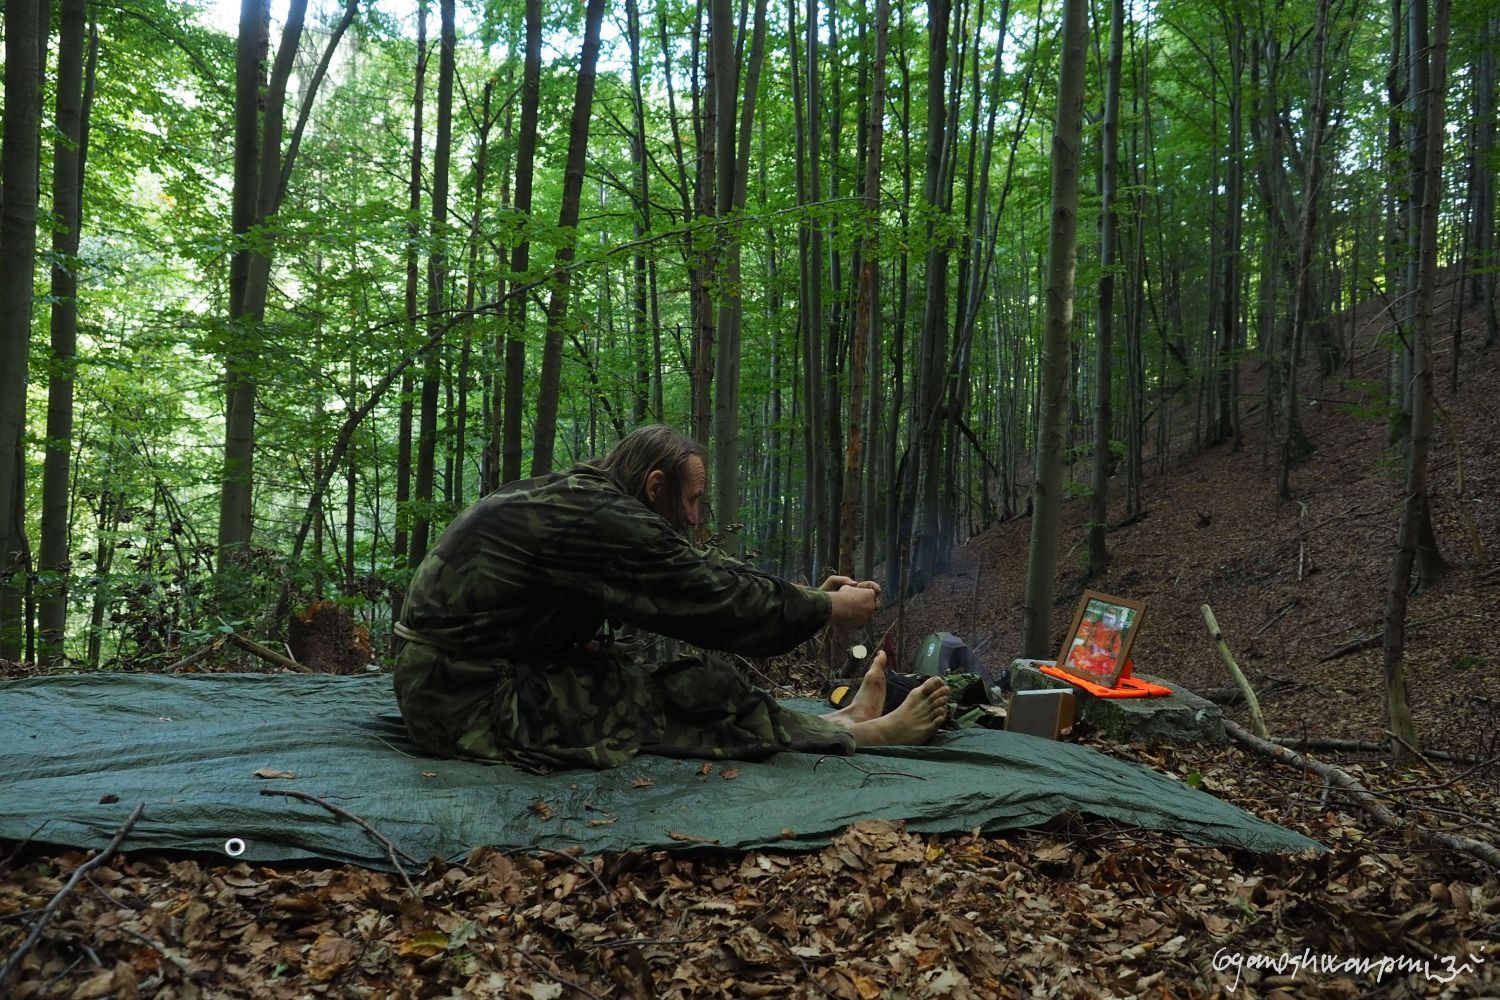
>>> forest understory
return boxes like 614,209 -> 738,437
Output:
2,280 -> 1498,999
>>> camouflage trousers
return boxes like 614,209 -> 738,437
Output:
393,643 -> 856,770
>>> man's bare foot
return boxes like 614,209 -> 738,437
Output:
847,677 -> 949,747
822,650 -> 890,727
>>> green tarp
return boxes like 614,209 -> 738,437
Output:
0,673 -> 1320,867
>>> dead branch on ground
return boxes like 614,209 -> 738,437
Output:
0,802 -> 145,987
1224,720 -> 1500,871
229,632 -> 311,672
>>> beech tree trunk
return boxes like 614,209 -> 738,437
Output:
0,0 -> 45,659
839,0 -> 890,576
502,0 -> 541,485
530,0 -> 608,475
411,0 -> 455,565
1021,0 -> 1088,658
38,0 -> 96,663
1087,0 -> 1123,579
1383,0 -> 1448,763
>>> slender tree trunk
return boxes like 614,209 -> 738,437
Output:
1278,0 -> 1331,502
38,0 -> 95,663
0,0 -> 45,659
1087,0 -> 1123,579
840,0 -> 890,576
455,80 -> 493,508
502,0 -> 542,485
1475,15 -> 1498,348
392,3 -> 426,623
1383,0 -> 1448,763
1021,0 -> 1087,658
905,0 -> 951,594
626,0 -> 652,426
411,0 -> 455,564
531,0 -> 608,475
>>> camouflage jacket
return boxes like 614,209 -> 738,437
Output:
398,467 -> 832,661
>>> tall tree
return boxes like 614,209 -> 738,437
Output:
0,0 -> 45,659
1087,0 -> 1124,578
217,0 -> 358,603
712,0 -> 770,539
1383,0 -> 1448,762
502,0 -> 542,485
410,0 -> 455,565
1021,0 -> 1088,658
530,0 -> 609,475
38,0 -> 97,662
839,0 -> 890,576
392,1 -> 428,623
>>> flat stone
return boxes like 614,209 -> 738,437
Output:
1007,659 -> 1224,745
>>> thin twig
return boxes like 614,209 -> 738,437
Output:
258,788 -> 419,896
0,802 -> 144,987
527,847 -> 618,918
117,926 -> 195,978
161,638 -> 224,673
1271,737 -> 1485,763
372,735 -> 420,760
813,755 -> 927,783
516,945 -> 607,1000
1385,729 -> 1437,770
1,820 -> 51,868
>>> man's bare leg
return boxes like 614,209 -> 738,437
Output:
847,677 -> 949,747
822,650 -> 890,726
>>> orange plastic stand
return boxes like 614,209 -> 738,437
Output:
1038,660 -> 1173,699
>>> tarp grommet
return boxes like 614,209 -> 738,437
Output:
224,837 -> 246,857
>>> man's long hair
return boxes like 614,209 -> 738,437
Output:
586,425 -> 706,522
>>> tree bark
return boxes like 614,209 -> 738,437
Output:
1383,0 -> 1448,763
1021,0 -> 1088,658
839,0 -> 890,576
393,2 -> 426,623
1087,0 -> 1123,579
38,0 -> 96,663
0,0 -> 45,659
411,0 -> 456,565
502,0 -> 541,485
530,0 -> 608,475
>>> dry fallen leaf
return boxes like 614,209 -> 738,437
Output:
396,929 -> 449,958
530,799 -> 555,820
253,767 -> 296,780
666,831 -> 720,845
420,771 -> 437,778
587,816 -> 618,827
721,768 -> 741,780
305,933 -> 357,982
632,777 -> 654,788
698,762 -> 713,777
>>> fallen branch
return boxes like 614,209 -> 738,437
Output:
229,632 -> 311,673
1270,737 -> 1484,764
161,637 -> 225,673
259,789 -> 418,896
0,802 -> 145,987
528,847 -> 618,917
1318,612 -> 1468,662
1224,720 -> 1500,871
1201,605 -> 1268,738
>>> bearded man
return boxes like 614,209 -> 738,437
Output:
393,424 -> 947,770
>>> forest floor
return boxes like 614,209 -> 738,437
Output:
3,278 -> 1499,999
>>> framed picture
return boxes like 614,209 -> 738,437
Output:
1052,590 -> 1146,688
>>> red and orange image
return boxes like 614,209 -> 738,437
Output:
1066,599 -> 1135,678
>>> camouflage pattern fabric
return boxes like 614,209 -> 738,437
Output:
394,466 -> 853,769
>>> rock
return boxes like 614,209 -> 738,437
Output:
1007,659 -> 1225,744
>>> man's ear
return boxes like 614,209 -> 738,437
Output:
643,469 -> 665,504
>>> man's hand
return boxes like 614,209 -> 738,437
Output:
820,575 -> 881,597
828,584 -> 880,630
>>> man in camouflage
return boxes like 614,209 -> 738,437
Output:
394,425 -> 948,770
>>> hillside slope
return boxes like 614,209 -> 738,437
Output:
886,272 -> 1499,755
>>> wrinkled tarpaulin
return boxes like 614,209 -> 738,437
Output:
0,673 -> 1320,868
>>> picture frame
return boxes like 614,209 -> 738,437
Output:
1052,590 -> 1146,688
